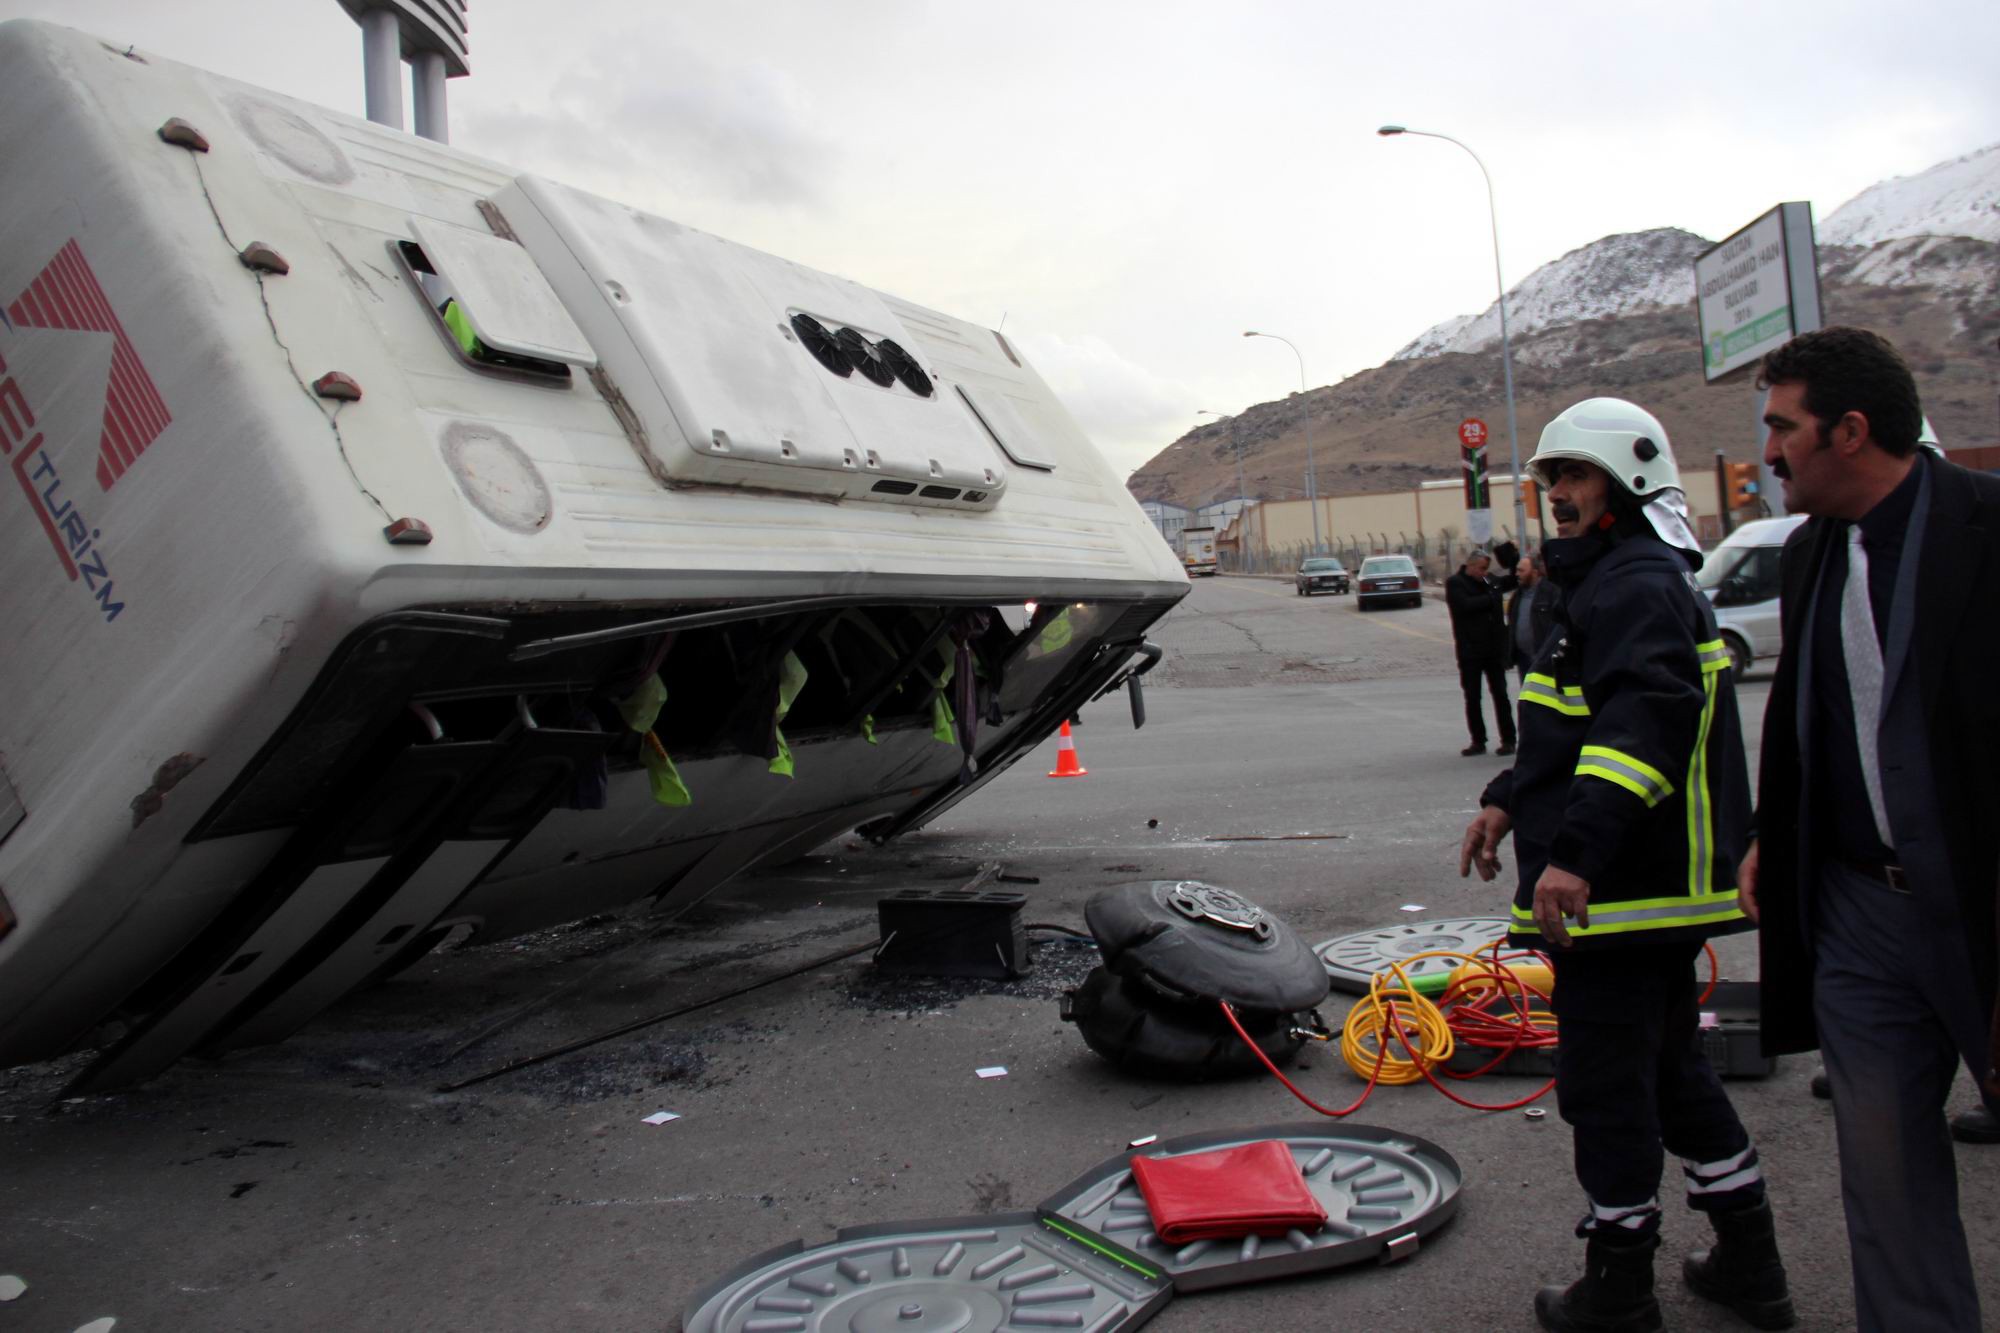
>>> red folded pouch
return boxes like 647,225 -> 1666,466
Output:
1129,1139 -> 1327,1244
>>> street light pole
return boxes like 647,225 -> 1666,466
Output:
1378,125 -> 1526,543
1196,409 -> 1247,512
1243,331 -> 1321,553
1198,408 -> 1250,573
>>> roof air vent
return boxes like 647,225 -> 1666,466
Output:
837,327 -> 897,387
919,485 -> 960,500
870,479 -> 919,495
790,313 -> 852,377
876,339 -> 934,397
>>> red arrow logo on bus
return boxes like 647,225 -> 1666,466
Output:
6,239 -> 172,491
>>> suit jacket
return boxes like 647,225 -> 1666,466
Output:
1756,456 -> 2000,1053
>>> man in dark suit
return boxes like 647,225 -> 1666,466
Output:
1737,326 -> 2000,1332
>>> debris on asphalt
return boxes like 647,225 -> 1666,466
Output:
0,1275 -> 24,1300
1128,1133 -> 1159,1148
506,1034 -> 718,1104
1202,832 -> 1348,842
1524,1108 -> 1547,1120
439,936 -> 877,1094
642,1110 -> 682,1125
228,1182 -> 258,1198
996,872 -> 1041,884
1102,863 -> 1143,872
846,933 -> 1096,1014
1399,904 -> 1425,913
1147,818 -> 1159,828
975,1066 -> 1008,1079
75,1320 -> 116,1333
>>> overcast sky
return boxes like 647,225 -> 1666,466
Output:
16,1 -> 1999,476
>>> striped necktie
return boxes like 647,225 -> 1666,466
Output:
1841,525 -> 1895,849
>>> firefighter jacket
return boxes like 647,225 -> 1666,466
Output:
1480,527 -> 1753,950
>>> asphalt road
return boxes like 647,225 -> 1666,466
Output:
2,574 -> 1993,1331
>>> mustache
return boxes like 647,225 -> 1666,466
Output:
1552,503 -> 1579,522
1769,458 -> 1791,480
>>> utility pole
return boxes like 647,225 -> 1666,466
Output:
337,0 -> 470,142
1243,331 -> 1321,553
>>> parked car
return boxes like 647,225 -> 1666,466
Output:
1697,515 -> 1806,675
1295,557 -> 1350,596
1356,555 -> 1424,610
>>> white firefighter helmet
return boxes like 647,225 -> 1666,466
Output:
1530,397 -> 1680,498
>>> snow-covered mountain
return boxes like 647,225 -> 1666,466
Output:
1820,141 -> 2000,246
1392,229 -> 1708,360
1393,140 -> 2000,362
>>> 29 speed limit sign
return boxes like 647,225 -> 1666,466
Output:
1458,418 -> 1488,450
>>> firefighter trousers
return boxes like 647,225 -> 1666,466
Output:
1549,940 -> 1763,1239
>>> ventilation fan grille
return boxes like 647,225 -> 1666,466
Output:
876,338 -> 934,397
836,326 -> 897,387
790,312 -> 852,377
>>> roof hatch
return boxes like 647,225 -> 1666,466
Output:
406,217 -> 597,368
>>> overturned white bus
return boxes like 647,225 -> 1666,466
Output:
0,20 -> 1185,1092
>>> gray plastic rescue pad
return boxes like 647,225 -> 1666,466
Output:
679,1211 -> 1172,1332
1085,883 -> 1328,1013
1036,1123 -> 1463,1293
1312,916 -> 1510,995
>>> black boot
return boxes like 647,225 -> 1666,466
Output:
1535,1234 -> 1663,1332
1683,1198 -> 1797,1329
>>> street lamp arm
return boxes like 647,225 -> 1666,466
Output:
1243,330 -> 1306,392
1376,128 -> 1503,301
1384,127 -> 1496,195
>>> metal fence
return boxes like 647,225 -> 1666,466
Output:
1223,526 -> 1541,582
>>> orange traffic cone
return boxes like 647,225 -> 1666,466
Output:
1047,720 -> 1087,778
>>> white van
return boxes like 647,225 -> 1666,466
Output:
1696,516 -> 1807,675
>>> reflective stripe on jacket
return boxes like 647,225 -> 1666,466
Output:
1481,530 -> 1753,949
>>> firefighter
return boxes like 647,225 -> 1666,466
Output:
1459,398 -> 1794,1332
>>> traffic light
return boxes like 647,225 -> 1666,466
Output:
1461,440 -> 1489,511
1725,462 -> 1761,511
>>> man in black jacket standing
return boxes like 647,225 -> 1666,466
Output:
1461,397 -> 1791,1332
1446,546 -> 1517,756
1737,326 -> 1998,1333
